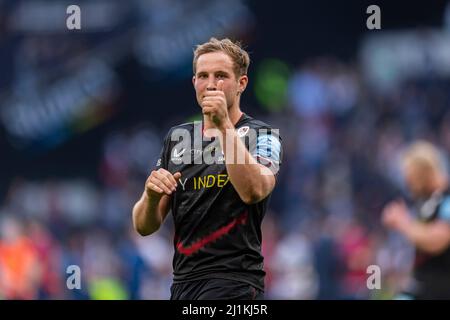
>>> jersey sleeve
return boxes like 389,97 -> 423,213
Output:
153,129 -> 172,171
438,196 -> 450,223
250,129 -> 282,176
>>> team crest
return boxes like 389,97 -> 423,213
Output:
237,126 -> 250,137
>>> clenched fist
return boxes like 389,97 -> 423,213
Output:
145,168 -> 181,199
201,80 -> 229,128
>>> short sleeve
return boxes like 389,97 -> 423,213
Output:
438,196 -> 450,223
153,129 -> 171,171
251,131 -> 282,176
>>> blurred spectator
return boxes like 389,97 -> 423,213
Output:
0,215 -> 42,299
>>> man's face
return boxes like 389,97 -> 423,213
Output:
404,162 -> 433,198
193,51 -> 246,109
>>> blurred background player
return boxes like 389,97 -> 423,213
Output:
382,141 -> 450,299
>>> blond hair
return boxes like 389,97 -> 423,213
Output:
401,140 -> 447,176
193,37 -> 250,78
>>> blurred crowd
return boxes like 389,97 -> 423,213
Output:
2,53 -> 449,299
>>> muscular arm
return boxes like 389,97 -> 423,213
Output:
383,200 -> 450,255
399,220 -> 450,255
132,192 -> 171,236
218,123 -> 275,204
132,169 -> 180,236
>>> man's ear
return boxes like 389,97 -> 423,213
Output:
192,75 -> 196,86
238,75 -> 248,93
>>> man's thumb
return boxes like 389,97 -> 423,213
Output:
217,80 -> 224,91
173,172 -> 182,180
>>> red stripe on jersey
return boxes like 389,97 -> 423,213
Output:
176,211 -> 248,256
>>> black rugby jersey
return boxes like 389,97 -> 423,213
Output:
407,188 -> 450,299
154,113 -> 282,291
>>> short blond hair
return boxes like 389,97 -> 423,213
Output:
401,140 -> 447,175
193,37 -> 250,78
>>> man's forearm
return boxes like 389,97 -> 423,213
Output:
218,124 -> 274,204
400,220 -> 450,254
132,192 -> 165,236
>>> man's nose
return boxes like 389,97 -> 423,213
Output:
206,79 -> 217,91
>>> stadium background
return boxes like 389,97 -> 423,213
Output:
1,0 -> 450,299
